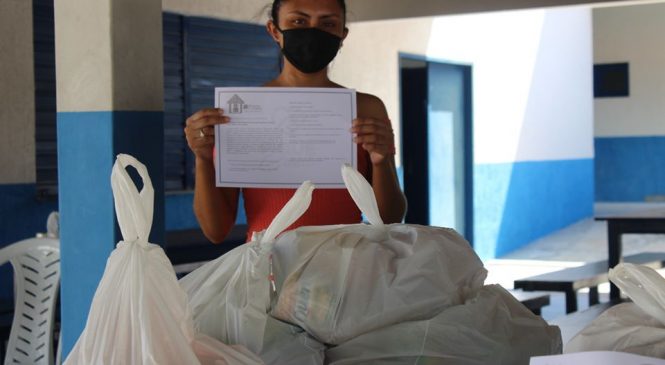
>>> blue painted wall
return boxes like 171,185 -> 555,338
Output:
595,136 -> 665,202
474,158 -> 594,259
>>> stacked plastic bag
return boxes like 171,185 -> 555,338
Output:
325,284 -> 560,364
566,263 -> 665,358
181,164 -> 562,364
269,165 -> 487,345
65,154 -> 560,364
179,181 -> 327,365
64,154 -> 262,365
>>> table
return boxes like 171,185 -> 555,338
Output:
595,204 -> 665,299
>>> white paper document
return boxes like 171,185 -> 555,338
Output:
530,351 -> 665,365
214,87 -> 357,188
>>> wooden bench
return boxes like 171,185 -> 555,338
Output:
514,252 -> 665,314
509,290 -> 551,315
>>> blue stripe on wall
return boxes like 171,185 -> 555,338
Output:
595,136 -> 665,202
474,158 -> 594,259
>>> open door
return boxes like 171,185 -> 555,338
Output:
400,55 -> 474,242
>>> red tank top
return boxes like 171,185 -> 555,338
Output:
242,149 -> 371,239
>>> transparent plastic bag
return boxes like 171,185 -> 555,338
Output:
64,154 -> 261,365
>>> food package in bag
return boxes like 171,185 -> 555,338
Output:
269,164 -> 488,345
64,154 -> 261,365
566,263 -> 665,358
325,284 -> 562,365
179,181 -> 326,365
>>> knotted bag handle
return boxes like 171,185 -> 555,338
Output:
259,181 -> 315,244
110,154 -> 154,244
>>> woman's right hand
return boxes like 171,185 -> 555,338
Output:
184,108 -> 230,162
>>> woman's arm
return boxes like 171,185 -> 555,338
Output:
193,158 -> 239,243
185,108 -> 240,243
353,94 -> 407,223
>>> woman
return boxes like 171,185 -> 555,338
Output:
184,0 -> 406,243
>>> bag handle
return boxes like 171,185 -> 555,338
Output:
110,154 -> 154,244
260,180 -> 315,244
609,263 -> 665,326
341,164 -> 384,226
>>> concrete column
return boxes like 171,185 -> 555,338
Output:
0,0 -> 35,185
55,0 -> 164,356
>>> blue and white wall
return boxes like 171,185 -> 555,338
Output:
332,7 -> 595,259
593,3 -> 665,202
0,0 -> 58,301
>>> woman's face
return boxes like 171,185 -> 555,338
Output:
275,0 -> 346,38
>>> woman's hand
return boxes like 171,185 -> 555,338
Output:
351,118 -> 396,165
184,108 -> 230,162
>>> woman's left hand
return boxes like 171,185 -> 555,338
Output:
351,118 -> 395,165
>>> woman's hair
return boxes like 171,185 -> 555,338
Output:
270,0 -> 347,26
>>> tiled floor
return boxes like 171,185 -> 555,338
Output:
483,202 -> 665,321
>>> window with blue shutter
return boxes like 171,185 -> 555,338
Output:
34,0 -> 57,199
35,11 -> 280,194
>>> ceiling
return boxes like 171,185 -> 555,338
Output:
346,0 -> 663,21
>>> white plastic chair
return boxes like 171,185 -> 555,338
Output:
0,237 -> 60,365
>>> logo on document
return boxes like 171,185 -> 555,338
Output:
227,94 -> 246,114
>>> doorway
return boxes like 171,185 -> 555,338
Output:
400,54 -> 473,242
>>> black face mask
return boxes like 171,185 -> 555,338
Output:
278,27 -> 342,74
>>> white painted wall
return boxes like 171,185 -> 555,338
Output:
0,0 -> 35,184
427,8 -> 594,164
593,2 -> 665,137
331,7 -> 594,165
330,18 -> 433,166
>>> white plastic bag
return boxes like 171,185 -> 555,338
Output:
325,285 -> 562,365
179,181 -> 326,364
269,164 -> 488,345
566,263 -> 665,357
64,154 -> 261,365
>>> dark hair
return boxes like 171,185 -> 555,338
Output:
270,0 -> 347,27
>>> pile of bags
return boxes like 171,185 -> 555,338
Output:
181,164 -> 562,364
66,155 -> 561,364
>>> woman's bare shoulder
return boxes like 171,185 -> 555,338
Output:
356,91 -> 388,120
